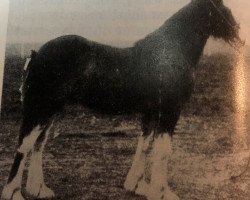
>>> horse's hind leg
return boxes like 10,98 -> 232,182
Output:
25,121 -> 54,198
1,119 -> 46,200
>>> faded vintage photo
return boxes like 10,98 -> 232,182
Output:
1,0 -> 250,200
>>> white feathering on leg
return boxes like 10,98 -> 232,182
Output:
1,156 -> 26,200
26,124 -> 55,198
134,132 -> 153,195
124,135 -> 144,191
147,134 -> 179,200
1,126 -> 42,200
26,149 -> 44,196
18,126 -> 41,154
124,132 -> 153,192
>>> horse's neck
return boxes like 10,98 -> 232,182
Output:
136,3 -> 211,67
165,25 -> 209,67
162,5 -> 210,66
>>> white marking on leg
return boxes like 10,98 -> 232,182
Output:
124,135 -> 144,191
18,126 -> 42,153
26,149 -> 44,196
35,183 -> 55,199
26,124 -> 55,198
12,189 -> 25,200
151,134 -> 172,187
124,132 -> 153,192
147,134 -> 179,200
1,125 -> 42,200
134,177 -> 150,196
1,155 -> 26,200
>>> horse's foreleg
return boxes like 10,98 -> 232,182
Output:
1,125 -> 43,200
147,133 -> 179,200
124,132 -> 153,192
25,122 -> 54,199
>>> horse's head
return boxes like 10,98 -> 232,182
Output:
205,0 -> 243,47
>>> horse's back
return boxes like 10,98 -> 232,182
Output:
23,35 -> 136,117
36,35 -> 133,73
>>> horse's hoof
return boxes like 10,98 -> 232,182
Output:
124,172 -> 144,192
1,188 -> 25,200
124,182 -> 134,192
1,185 -> 12,200
26,183 -> 55,199
12,190 -> 25,200
135,179 -> 149,196
37,184 -> 55,199
146,186 -> 179,200
124,178 -> 137,192
161,189 -> 179,200
1,185 -> 24,200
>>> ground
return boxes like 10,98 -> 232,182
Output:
0,53 -> 250,199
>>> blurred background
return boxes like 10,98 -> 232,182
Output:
5,0 -> 250,46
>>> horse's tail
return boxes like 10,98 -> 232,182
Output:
19,50 -> 37,103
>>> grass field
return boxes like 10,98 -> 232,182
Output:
0,52 -> 250,199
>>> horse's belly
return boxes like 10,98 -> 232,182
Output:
74,76 -> 136,114
82,90 -> 136,114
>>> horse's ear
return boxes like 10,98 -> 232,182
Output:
30,50 -> 37,59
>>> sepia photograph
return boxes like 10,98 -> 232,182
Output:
0,0 -> 250,199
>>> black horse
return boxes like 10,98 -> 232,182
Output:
2,0 -> 241,200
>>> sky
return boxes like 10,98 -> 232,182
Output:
6,0 -> 250,47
